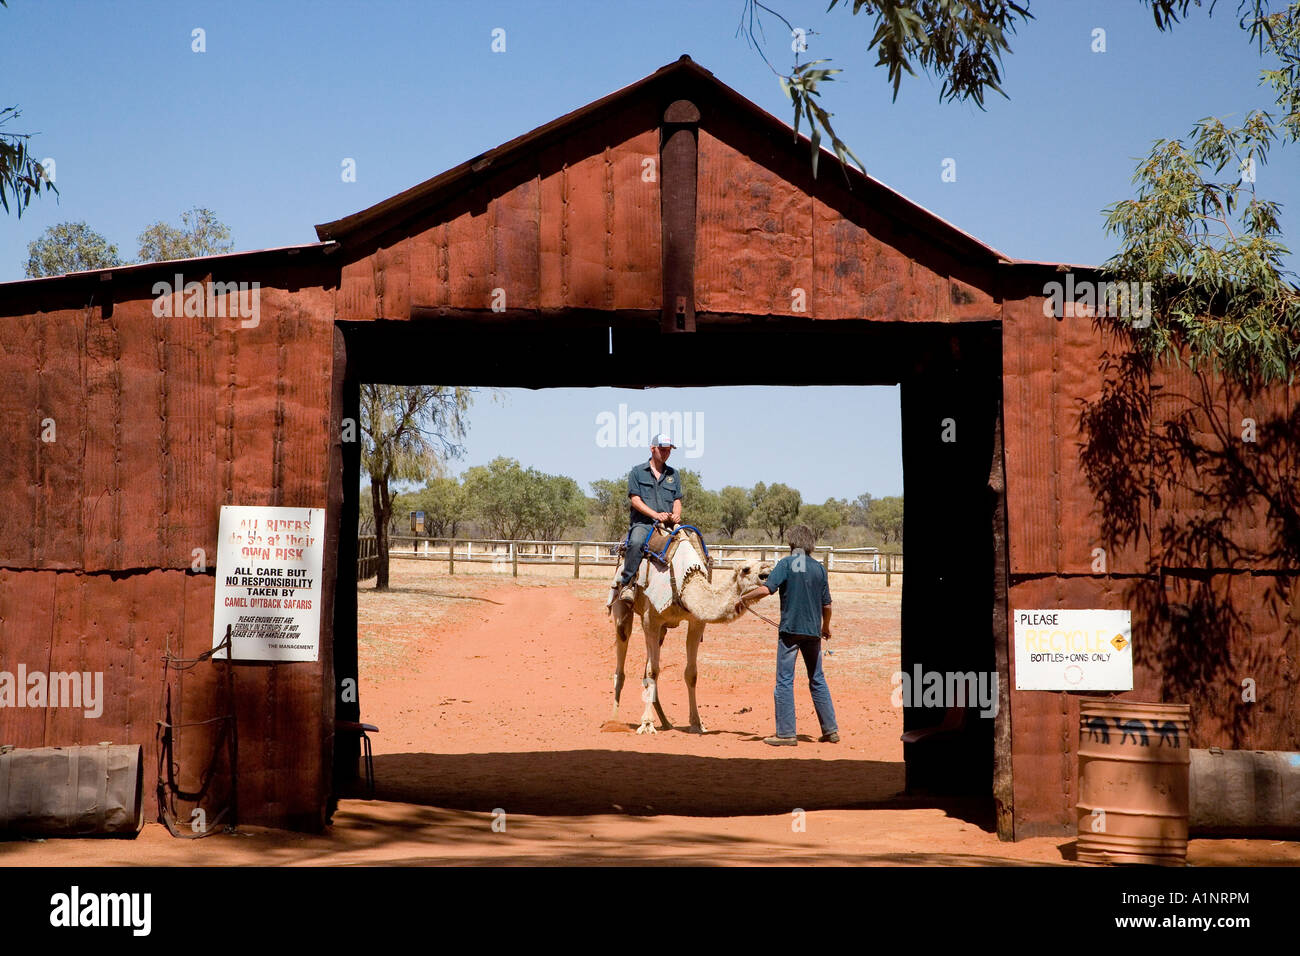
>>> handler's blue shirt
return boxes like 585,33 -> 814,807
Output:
627,461 -> 682,526
764,551 -> 831,638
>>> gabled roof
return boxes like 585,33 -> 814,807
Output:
315,55 -> 1041,268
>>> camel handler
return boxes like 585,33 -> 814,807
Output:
605,433 -> 683,608
735,524 -> 839,746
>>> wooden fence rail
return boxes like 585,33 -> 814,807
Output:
357,534 -> 379,582
357,535 -> 903,585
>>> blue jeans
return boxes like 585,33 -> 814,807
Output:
775,632 -> 837,739
619,523 -> 653,585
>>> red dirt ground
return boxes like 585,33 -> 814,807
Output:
3,559 -> 1297,866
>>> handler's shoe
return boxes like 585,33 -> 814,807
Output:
763,736 -> 797,746
819,732 -> 840,743
605,582 -> 620,608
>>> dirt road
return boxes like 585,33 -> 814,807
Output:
2,561 -> 1295,866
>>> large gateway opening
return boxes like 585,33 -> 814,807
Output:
331,318 -> 1001,838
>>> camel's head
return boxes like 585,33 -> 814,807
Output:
734,561 -> 773,593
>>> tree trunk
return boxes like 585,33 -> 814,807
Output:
373,479 -> 392,590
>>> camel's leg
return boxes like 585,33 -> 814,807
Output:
637,614 -> 672,734
609,605 -> 632,723
685,620 -> 707,733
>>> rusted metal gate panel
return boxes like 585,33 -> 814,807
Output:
695,129 -> 812,318
1160,571 -> 1299,751
491,175 -> 542,311
537,155 -> 566,312
1003,292 -> 1153,576
117,303 -> 172,569
0,570 -> 58,747
564,145 -> 617,310
227,313 -> 280,502
176,568 -> 234,821
275,294 -> 335,503
609,131 -> 661,310
1,570 -> 180,803
1005,301 -> 1300,834
1008,574 -> 1137,836
1150,363 -> 1296,571
44,572 -> 92,747
0,266 -> 335,830
0,315 -> 42,567
444,187 -> 497,311
83,305 -> 121,571
338,249 -> 382,321
1003,294 -> 1060,575
37,308 -> 85,569
695,128 -> 999,322
163,307 -> 221,565
336,125 -> 661,321
1058,313 -> 1152,575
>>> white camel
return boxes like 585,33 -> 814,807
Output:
608,535 -> 770,734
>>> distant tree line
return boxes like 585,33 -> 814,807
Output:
23,207 -> 234,277
364,456 -> 903,550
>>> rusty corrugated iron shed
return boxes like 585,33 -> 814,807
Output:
0,56 -> 1294,842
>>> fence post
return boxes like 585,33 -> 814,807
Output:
827,547 -> 834,571
449,539 -> 456,575
512,541 -> 518,577
573,542 -> 580,579
885,553 -> 891,587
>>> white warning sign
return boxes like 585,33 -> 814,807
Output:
1013,609 -> 1133,691
212,505 -> 325,662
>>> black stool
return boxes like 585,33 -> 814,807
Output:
335,720 -> 379,798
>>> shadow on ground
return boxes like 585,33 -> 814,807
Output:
365,750 -> 996,831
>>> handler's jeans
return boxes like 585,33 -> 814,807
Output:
775,632 -> 837,739
618,523 -> 653,586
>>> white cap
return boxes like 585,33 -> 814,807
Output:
652,433 -> 676,448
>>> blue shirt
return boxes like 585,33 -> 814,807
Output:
764,551 -> 831,638
627,461 -> 682,526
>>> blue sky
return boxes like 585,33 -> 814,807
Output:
3,0 -> 1295,501
454,385 -> 902,502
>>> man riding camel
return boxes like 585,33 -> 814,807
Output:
606,433 -> 682,607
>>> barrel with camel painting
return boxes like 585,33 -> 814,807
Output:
1076,697 -> 1191,866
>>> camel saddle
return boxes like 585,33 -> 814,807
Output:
621,525 -> 711,613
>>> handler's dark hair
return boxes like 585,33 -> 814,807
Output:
788,525 -> 815,555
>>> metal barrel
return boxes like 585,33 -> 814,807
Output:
1190,748 -> 1300,837
1076,698 -> 1190,866
0,743 -> 144,837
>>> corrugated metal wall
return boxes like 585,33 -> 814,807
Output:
1002,284 -> 1300,835
335,110 -> 662,321
0,277 -> 336,829
694,128 -> 997,322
